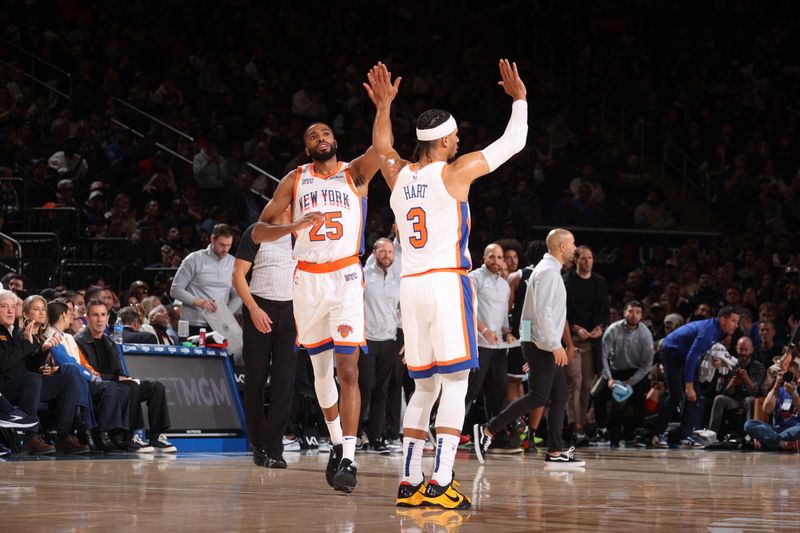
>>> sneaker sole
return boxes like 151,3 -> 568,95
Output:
333,474 -> 357,493
0,420 -> 39,429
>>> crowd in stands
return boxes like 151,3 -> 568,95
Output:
1,2 -> 800,454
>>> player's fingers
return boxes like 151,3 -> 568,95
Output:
393,77 -> 402,91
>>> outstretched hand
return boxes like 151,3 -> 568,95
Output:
363,62 -> 401,108
497,59 -> 526,101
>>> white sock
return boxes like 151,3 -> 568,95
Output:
342,435 -> 357,461
326,416 -> 343,446
431,434 -> 459,486
401,437 -> 425,486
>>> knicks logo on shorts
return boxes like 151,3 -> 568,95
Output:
344,272 -> 358,282
337,324 -> 353,338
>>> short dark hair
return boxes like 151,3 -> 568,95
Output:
86,299 -> 108,313
211,223 -> 234,238
718,306 -> 741,318
47,300 -> 69,326
625,300 -> 644,312
117,306 -> 140,326
84,285 -> 106,303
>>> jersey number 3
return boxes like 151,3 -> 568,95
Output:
406,207 -> 428,248
309,211 -> 343,241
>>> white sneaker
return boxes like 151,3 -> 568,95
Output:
132,434 -> 155,453
283,438 -> 302,452
150,434 -> 177,453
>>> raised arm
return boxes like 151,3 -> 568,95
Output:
252,170 -> 323,244
445,59 -> 528,201
364,62 -> 407,190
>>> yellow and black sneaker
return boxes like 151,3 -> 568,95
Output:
396,480 -> 427,507
420,477 -> 471,509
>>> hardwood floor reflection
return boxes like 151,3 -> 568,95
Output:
2,448 -> 799,531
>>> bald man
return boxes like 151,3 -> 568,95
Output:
475,229 -> 584,466
463,243 -> 516,450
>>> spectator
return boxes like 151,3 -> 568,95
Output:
118,306 -> 158,344
146,305 -> 175,345
192,139 -> 228,195
46,299 -> 129,454
596,300 -> 654,447
0,290 -> 86,454
75,299 -> 176,453
707,337 -> 764,436
222,171 -> 267,229
47,137 -> 88,182
634,188 -> 677,230
564,245 -> 609,445
170,223 -> 241,335
25,158 -> 56,207
755,320 -> 782,366
744,367 -> 800,451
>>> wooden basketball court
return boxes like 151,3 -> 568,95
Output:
2,448 -> 798,531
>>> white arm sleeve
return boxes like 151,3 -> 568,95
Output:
481,100 -> 528,172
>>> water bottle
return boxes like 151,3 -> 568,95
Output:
112,322 -> 124,344
199,328 -> 206,347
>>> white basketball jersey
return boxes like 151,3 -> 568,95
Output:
291,162 -> 367,263
389,161 -> 472,277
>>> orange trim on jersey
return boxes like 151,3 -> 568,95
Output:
344,167 -> 362,197
297,255 -> 360,273
310,161 -> 344,179
291,166 -> 302,216
303,337 -> 334,348
353,197 -> 364,257
402,268 -> 468,279
407,354 -> 472,372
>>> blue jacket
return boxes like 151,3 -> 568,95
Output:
661,318 -> 725,383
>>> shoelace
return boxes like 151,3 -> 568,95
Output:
564,446 -> 576,459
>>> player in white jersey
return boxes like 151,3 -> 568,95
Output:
364,60 -> 528,509
252,122 -> 382,493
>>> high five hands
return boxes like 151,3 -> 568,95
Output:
497,59 -> 526,101
363,62 -> 401,108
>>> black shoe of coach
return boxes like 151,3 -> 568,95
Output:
265,455 -> 287,469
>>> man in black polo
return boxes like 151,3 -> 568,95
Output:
75,299 -> 176,453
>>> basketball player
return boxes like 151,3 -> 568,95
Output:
251,125 -> 383,493
364,60 -> 527,508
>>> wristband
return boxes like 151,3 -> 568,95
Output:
481,327 -> 488,335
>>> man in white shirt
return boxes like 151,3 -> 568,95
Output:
476,229 -> 584,467
358,238 -> 400,453
464,243 -> 516,450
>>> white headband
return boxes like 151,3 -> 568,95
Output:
416,115 -> 457,141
